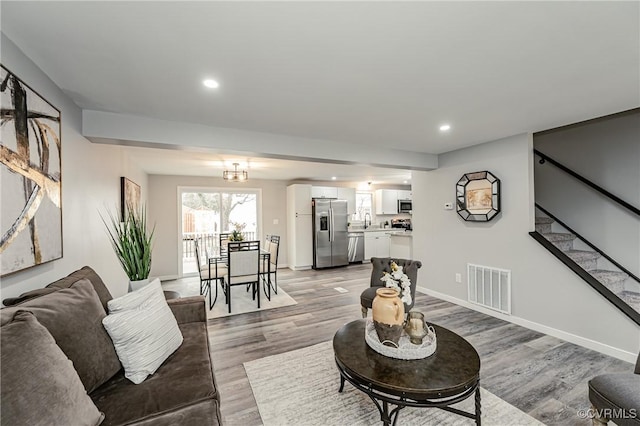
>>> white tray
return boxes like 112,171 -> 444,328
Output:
364,319 -> 437,360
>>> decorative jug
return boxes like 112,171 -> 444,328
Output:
372,288 -> 405,347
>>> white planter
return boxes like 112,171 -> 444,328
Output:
129,278 -> 150,292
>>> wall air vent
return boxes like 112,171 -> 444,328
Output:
467,264 -> 511,314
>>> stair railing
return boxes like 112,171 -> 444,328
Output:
534,203 -> 639,284
534,149 -> 640,217
531,204 -> 640,325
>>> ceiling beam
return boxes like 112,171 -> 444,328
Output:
83,110 -> 438,171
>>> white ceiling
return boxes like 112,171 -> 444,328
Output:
2,1 -> 638,182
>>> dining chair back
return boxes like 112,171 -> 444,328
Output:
225,240 -> 261,313
219,232 -> 232,257
260,235 -> 280,296
195,239 -> 226,309
194,239 -> 208,291
268,235 -> 280,270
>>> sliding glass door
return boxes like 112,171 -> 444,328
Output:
180,188 -> 259,276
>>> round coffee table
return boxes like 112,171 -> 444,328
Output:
333,319 -> 481,425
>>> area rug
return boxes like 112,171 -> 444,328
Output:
244,341 -> 544,426
206,285 -> 297,319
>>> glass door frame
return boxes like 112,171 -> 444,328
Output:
177,185 -> 263,278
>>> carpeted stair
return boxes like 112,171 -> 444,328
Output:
535,216 -> 639,314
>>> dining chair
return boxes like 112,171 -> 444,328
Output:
260,235 -> 280,297
194,239 -> 227,309
256,238 -> 273,300
224,240 -> 261,314
219,232 -> 232,258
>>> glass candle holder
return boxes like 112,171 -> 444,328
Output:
404,311 -> 429,345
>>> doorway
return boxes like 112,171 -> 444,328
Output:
179,187 -> 260,277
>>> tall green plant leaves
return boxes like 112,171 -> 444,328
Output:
102,204 -> 155,281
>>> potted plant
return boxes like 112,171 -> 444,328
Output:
228,221 -> 246,241
103,205 -> 155,291
229,229 -> 244,241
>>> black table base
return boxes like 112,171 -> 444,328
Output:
336,359 -> 481,426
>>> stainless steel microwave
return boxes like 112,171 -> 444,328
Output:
398,199 -> 412,213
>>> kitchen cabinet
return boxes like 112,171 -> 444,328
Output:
311,186 -> 356,215
397,190 -> 412,201
287,185 -> 313,270
337,187 -> 356,215
364,231 -> 390,260
375,190 -> 398,215
289,184 -> 312,215
311,186 -> 338,199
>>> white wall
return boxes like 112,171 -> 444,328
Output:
534,111 -> 640,276
1,34 -> 147,301
148,175 -> 287,279
412,133 -> 639,361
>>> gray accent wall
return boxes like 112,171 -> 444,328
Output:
534,111 -> 640,276
412,133 -> 639,359
1,33 -> 148,301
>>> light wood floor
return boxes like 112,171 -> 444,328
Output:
166,264 -> 633,426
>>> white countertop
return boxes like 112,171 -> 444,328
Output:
389,232 -> 412,238
348,228 -> 412,237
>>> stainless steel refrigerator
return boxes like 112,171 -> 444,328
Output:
312,199 -> 349,269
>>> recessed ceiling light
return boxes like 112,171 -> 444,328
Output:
331,176 -> 337,180
440,124 -> 451,131
203,79 -> 219,89
403,180 -> 408,184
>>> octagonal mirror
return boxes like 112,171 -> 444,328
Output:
456,171 -> 501,222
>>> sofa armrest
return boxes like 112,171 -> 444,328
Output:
167,296 -> 206,324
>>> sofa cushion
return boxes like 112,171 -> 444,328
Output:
0,279 -> 122,393
102,279 -> 183,384
2,266 -> 113,312
1,311 -> 105,426
92,322 -> 218,426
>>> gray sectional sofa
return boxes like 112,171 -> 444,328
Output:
1,266 -> 222,425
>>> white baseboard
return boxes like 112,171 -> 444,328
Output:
289,265 -> 312,271
416,286 -> 637,363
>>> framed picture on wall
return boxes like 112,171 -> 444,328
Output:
121,177 -> 141,220
1,65 -> 63,276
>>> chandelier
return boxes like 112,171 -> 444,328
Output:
223,163 -> 248,182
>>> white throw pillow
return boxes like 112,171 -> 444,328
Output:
102,279 -> 183,384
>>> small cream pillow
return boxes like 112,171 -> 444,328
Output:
102,279 -> 183,384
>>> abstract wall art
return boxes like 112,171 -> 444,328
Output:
120,176 -> 141,220
1,65 -> 62,276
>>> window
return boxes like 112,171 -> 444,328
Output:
355,192 -> 373,222
180,188 -> 259,276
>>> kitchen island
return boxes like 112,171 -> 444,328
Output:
389,232 -> 412,259
349,228 -> 412,261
